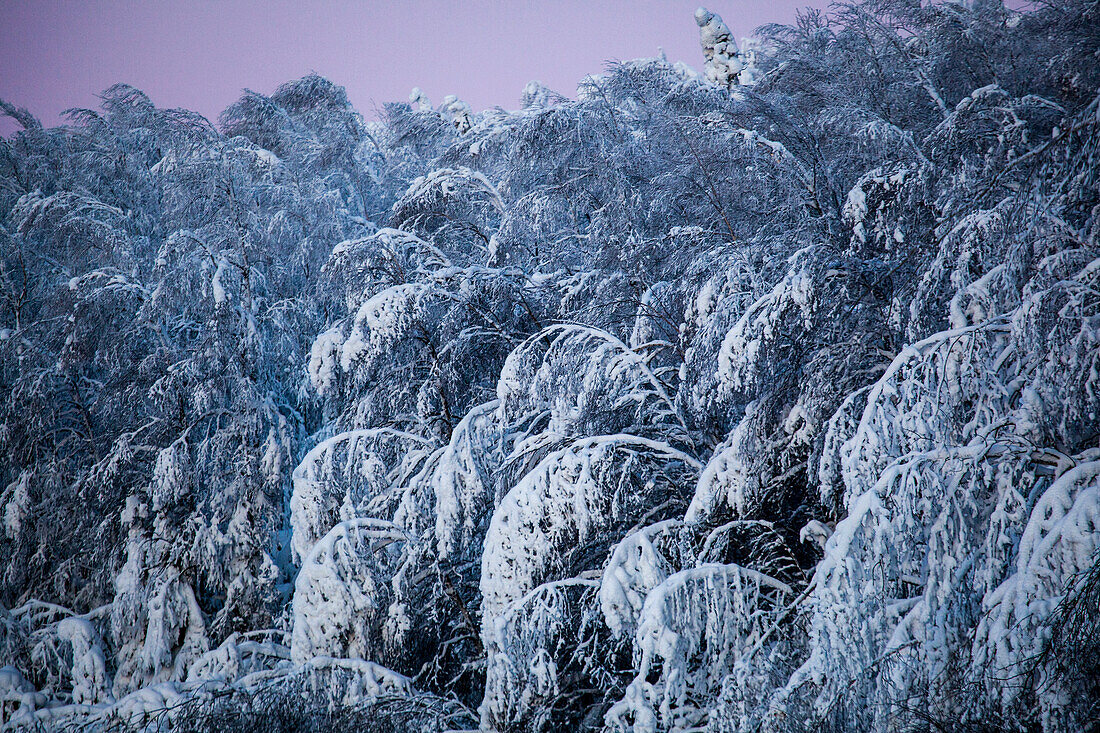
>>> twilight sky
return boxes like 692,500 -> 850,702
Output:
0,1 -> 828,135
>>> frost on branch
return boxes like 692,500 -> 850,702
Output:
337,283 -> 441,381
841,165 -> 930,262
520,81 -> 561,110
480,578 -> 606,732
973,461 -> 1100,731
600,520 -> 688,640
321,227 -> 450,315
496,325 -> 688,448
686,404 -> 766,524
480,435 -> 699,626
600,516 -> 803,646
409,87 -> 432,112
185,630 -> 290,687
431,399 -> 505,562
480,436 -> 699,728
2,4 -> 1098,729
907,206 -> 1015,341
311,224 -> 548,440
675,244 -> 761,436
390,167 -> 504,256
780,249 -> 1100,730
696,519 -> 805,587
716,249 -> 887,401
289,427 -> 431,564
291,518 -> 410,665
605,563 -> 796,733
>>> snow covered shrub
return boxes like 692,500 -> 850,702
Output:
429,399 -> 505,562
185,629 -> 290,686
685,248 -> 893,551
320,228 -> 451,317
310,239 -> 550,439
600,520 -> 693,641
172,676 -> 473,733
481,436 -> 699,627
973,461 -> 1100,731
778,241 -> 1100,730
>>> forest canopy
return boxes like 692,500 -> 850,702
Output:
1,1 -> 1099,731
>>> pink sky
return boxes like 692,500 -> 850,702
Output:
0,1 -> 827,136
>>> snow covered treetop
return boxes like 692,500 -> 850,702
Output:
695,6 -> 742,89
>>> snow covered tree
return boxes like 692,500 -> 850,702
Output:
2,2 -> 1098,730
695,8 -> 743,89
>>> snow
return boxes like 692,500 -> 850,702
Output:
290,428 -> 430,564
3,8 -> 1097,730
294,656 -> 413,704
431,399 -> 503,560
974,461 -> 1100,692
2,471 -> 30,539
0,666 -> 44,722
339,283 -> 430,372
409,87 -> 432,111
291,518 -> 410,664
57,617 -> 112,704
480,434 -> 698,628
606,563 -> 795,732
600,519 -> 682,638
211,258 -> 228,305
186,631 -> 290,685
251,147 -> 280,168
443,95 -> 474,134
480,577 -> 598,729
695,7 -> 742,89
110,563 -> 209,698
685,405 -> 760,522
307,323 -> 346,394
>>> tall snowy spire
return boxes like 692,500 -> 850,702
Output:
695,6 -> 742,89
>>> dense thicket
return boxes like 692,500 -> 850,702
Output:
1,1 -> 1098,730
